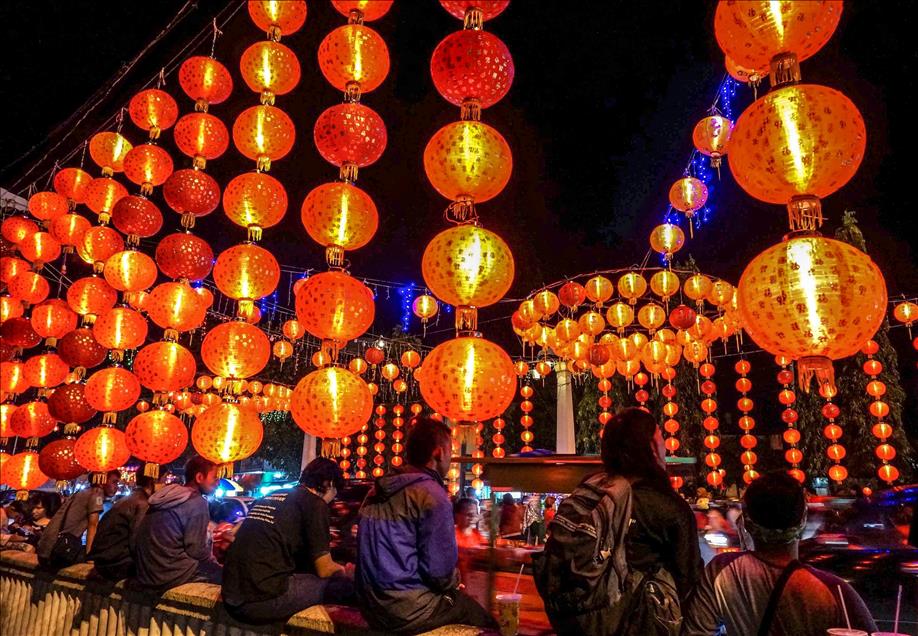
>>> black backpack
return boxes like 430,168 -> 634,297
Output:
533,472 -> 681,636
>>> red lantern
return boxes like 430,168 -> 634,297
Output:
318,25 -> 390,94
49,214 -> 90,253
47,383 -> 97,425
0,317 -> 41,349
669,177 -> 707,216
129,88 -> 179,137
232,105 -> 296,170
4,451 -> 49,491
93,307 -> 149,353
112,195 -> 163,240
248,0 -> 308,37
558,281 -> 586,309
201,321 -> 270,379
669,305 -> 697,330
23,353 -> 69,388
89,132 -> 132,174
173,113 -> 229,166
133,341 -> 196,392
301,182 -> 378,258
155,232 -> 214,281
103,250 -> 158,292
294,271 -> 375,343
213,243 -> 280,311
53,167 -> 93,204
9,271 -> 50,305
314,103 -> 387,169
57,328 -> 108,370
0,296 -> 24,323
10,401 -> 57,438
178,56 -> 233,107
147,282 -> 207,333
85,367 -> 142,414
365,347 -> 385,366
18,231 -> 62,266
163,169 -> 221,218
28,191 -> 68,222
291,366 -> 372,438
84,177 -> 128,216
0,256 -> 28,284
123,144 -> 174,193
240,41 -> 301,96
126,410 -> 188,471
692,115 -> 732,168
191,402 -> 263,465
66,276 -> 117,319
223,172 -> 287,237
1,216 -> 38,245
0,403 -> 16,437
39,438 -> 85,482
431,30 -> 513,109
74,426 -> 131,472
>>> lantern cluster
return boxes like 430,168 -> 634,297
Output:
861,340 -> 899,484
776,356 -> 804,483
819,383 -> 847,484
697,362 -> 724,488
734,359 -> 759,484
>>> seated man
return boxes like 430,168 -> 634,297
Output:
222,458 -> 354,623
682,471 -> 877,636
357,418 -> 496,633
131,456 -> 221,592
89,475 -> 156,581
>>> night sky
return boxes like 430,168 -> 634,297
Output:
1,1 -> 917,400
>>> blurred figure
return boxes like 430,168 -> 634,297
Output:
499,493 -> 523,539
210,499 -> 247,564
543,495 -> 557,526
523,494 -> 544,543
682,471 -> 876,635
454,498 -> 483,549
89,475 -> 156,581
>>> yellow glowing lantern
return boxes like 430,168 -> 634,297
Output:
618,272 -> 647,305
606,302 -> 634,333
93,307 -> 149,354
412,294 -> 439,323
423,120 -> 512,204
294,271 -> 375,343
201,321 -> 271,380
637,303 -> 666,334
240,40 -> 301,98
318,24 -> 390,94
893,301 -> 918,327
585,275 -> 613,306
213,243 -> 281,317
707,280 -> 735,308
191,402 -> 263,465
223,171 -> 288,240
578,311 -> 605,336
683,273 -> 713,307
89,132 -> 132,175
669,177 -> 707,221
650,270 -> 680,301
103,250 -> 158,292
291,366 -> 373,438
533,290 -> 560,318
232,104 -> 296,171
649,224 -> 685,260
301,182 -> 378,265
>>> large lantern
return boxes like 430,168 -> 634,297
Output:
300,182 -> 378,265
163,169 -> 222,225
28,191 -> 68,222
22,353 -> 69,388
291,366 -> 373,438
173,113 -> 229,168
9,271 -> 50,305
67,276 -> 118,321
93,307 -> 149,356
213,243 -> 280,316
223,172 -> 288,240
424,120 -> 512,205
134,341 -> 196,393
10,401 -> 57,439
89,132 -> 132,175
129,88 -> 179,138
294,271 -> 375,343
232,105 -> 296,171
57,328 -> 108,372
126,410 -> 188,477
431,29 -> 513,110
318,24 -> 390,94
74,426 -> 131,473
1,216 -> 38,245
85,367 -> 142,418
191,402 -> 263,466
103,250 -> 158,292
39,438 -> 85,484
50,213 -> 92,252
201,321 -> 270,379
85,177 -> 128,219
18,231 -> 62,266
53,167 -> 93,204
240,41 -> 301,97
314,103 -> 387,171
123,144 -> 174,193
147,282 -> 207,334
418,336 -> 516,422
47,383 -> 97,428
178,56 -> 233,109
81,225 -> 125,270
4,452 -> 48,494
112,195 -> 164,242
737,234 -> 886,391
155,232 -> 214,281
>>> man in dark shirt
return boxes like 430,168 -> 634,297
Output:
221,458 -> 355,624
89,475 -> 156,581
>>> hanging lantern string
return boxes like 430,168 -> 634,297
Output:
6,0 -> 246,195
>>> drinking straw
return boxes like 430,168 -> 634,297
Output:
512,563 -> 525,595
893,584 -> 902,634
837,584 -> 851,630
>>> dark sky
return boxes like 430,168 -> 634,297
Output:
1,0 -> 916,349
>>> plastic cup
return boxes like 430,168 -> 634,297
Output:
826,630 -> 868,636
495,592 -> 521,636
871,633 -> 909,636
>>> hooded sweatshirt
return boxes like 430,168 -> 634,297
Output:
132,484 -> 214,591
88,487 -> 150,578
356,465 -> 459,632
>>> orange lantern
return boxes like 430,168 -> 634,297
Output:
291,366 -> 373,438
147,282 -> 207,333
738,234 -> 886,391
240,41 -> 301,97
89,132 -> 132,175
412,294 -> 439,323
0,401 -> 17,434
155,232 -> 214,281
53,167 -> 93,204
66,276 -> 117,320
683,274 -> 713,305
9,271 -> 50,305
332,0 -> 393,21
401,350 -> 421,369
424,120 -> 511,204
178,56 -> 233,109
23,353 -> 69,388
126,409 -> 188,476
893,301 -> 918,327
349,357 -> 368,375
1,216 -> 38,245
10,401 -> 58,438
314,103 -> 387,170
282,319 -> 305,341
4,451 -> 48,493
123,144 -> 174,193
294,271 -> 375,343
649,224 -> 686,259
1,256 -> 28,285
318,25 -> 390,94
173,112 -> 230,167
18,231 -> 62,266
213,243 -> 280,316
103,250 -> 158,292
191,402 -> 263,465
201,320 -> 270,379
81,225 -> 125,269
301,182 -> 378,262
668,177 -> 707,218
692,115 -> 732,168
28,191 -> 68,222
274,340 -> 294,361
49,213 -> 91,252
0,296 -> 24,323
129,88 -> 179,138
365,347 -> 385,366
84,177 -> 128,218
431,29 -> 513,110
418,336 -> 515,422
224,172 -> 288,239
74,426 -> 131,472
112,195 -> 164,241
1,318 -> 41,350
39,438 -> 85,483
134,341 -> 196,392
248,0 -> 308,37
421,224 -> 514,308
232,105 -> 296,171
85,367 -> 142,415
618,272 -> 648,305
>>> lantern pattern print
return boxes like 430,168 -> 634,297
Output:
85,367 -> 142,416
300,182 -> 378,257
134,341 -> 197,393
314,103 -> 387,171
213,243 -> 280,316
126,410 -> 188,475
431,29 -> 513,110
318,25 -> 390,94
174,112 -> 230,167
291,366 -> 373,438
191,402 -> 263,465
129,88 -> 179,138
294,271 -> 375,343
155,232 -> 214,280
240,41 -> 301,97
179,56 -> 233,108
424,121 -> 512,205
39,438 -> 85,483
224,172 -> 288,238
861,341 -> 899,483
74,426 -> 131,473
201,320 -> 270,380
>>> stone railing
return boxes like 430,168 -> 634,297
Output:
0,551 -> 490,636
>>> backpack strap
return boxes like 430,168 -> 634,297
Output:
756,559 -> 803,636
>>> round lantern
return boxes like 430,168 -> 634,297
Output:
173,113 -> 230,166
1,256 -> 28,284
133,341 -> 196,392
413,295 -> 439,322
332,0 -> 393,21
10,401 -> 57,438
39,438 -> 85,482
431,29 -> 513,109
47,383 -> 97,425
85,367 -> 142,414
66,276 -> 117,319
618,272 -> 648,304
74,426 -> 131,473
440,0 -> 509,21
201,321 -> 270,379
58,328 -> 108,371
123,144 -> 174,192
314,103 -> 387,168
558,282 -> 586,309
179,56 -> 233,107
240,41 -> 301,97
729,84 -> 865,207
424,120 -> 512,203
9,271 -> 50,305
28,191 -> 68,222
248,0 -> 307,37
163,169 -> 221,221
4,452 -> 48,492
1,361 -> 27,395
89,132 -> 132,174
692,115 -> 732,167
291,366 -> 373,438
23,353 -> 69,388
318,25 -> 390,94
147,282 -> 207,333
126,409 -> 188,474
128,88 -> 179,137
84,177 -> 128,217
421,224 -> 514,308
155,232 -> 214,281
0,403 -> 15,438
53,167 -> 93,204
103,250 -> 158,293
232,105 -> 296,170
80,225 -> 125,268
112,195 -> 163,240
301,182 -> 378,258
669,177 -> 707,216
649,224 -> 685,259
50,214 -> 92,251
1,317 -> 41,349
191,402 -> 263,465
418,336 -> 515,422
224,172 -> 288,237
738,234 -> 886,391
0,296 -> 24,323
1,216 -> 38,245
19,231 -> 62,266
294,271 -> 375,343
213,243 -> 280,313
92,307 -> 148,354
714,1 -> 843,72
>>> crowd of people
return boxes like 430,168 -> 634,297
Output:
0,408 -> 886,635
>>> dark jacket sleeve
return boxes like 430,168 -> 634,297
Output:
417,490 -> 459,593
668,499 -> 704,600
182,498 -> 214,564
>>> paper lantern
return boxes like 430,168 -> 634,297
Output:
85,367 -> 142,413
419,336 -> 515,421
147,282 -> 207,332
201,321 -> 270,379
224,172 -> 287,237
301,182 -> 378,259
123,144 -> 174,193
28,191 -> 68,222
129,88 -> 179,137
240,41 -> 301,97
19,231 -> 61,266
75,426 -> 131,472
9,271 -> 50,305
134,341 -> 196,392
332,0 -> 392,21
248,0 -> 307,37
23,353 -> 69,388
213,243 -> 280,310
421,224 -> 514,308
57,328 -> 108,370
412,295 -> 439,323
155,232 -> 214,280
112,195 -> 163,240
0,296 -> 24,323
738,234 -> 886,390
0,318 -> 41,349
0,361 -> 26,395
66,276 -> 117,319
10,401 -> 57,438
103,250 -> 158,292
707,280 -> 735,308
126,409 -> 188,469
39,438 -> 85,482
191,402 -> 263,464
232,105 -> 296,169
0,257 -> 28,285
291,366 -> 372,438
294,271 -> 375,343
1,216 -> 38,245
729,84 -> 865,211
50,214 -> 91,251
47,383 -> 97,424
0,403 -> 14,438
440,0 -> 509,21
318,25 -> 389,94
89,132 -> 132,174
81,226 -> 125,268
173,113 -> 230,166
649,224 -> 686,259
274,340 -> 293,361
692,115 -> 732,167
683,274 -> 713,305
618,272 -> 648,304
715,1 -> 842,72
431,29 -> 513,109
556,282 -> 585,309
424,120 -> 512,203
314,103 -> 387,168
669,305 -> 697,330
53,167 -> 93,204
4,452 -> 48,491
893,301 -> 918,327
669,177 -> 707,217
163,170 -> 222,224
179,56 -> 233,107
281,319 -> 305,341
84,177 -> 129,218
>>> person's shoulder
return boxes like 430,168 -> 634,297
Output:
704,550 -> 750,578
797,561 -> 849,589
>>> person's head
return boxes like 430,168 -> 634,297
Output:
135,475 -> 156,496
8,500 -> 31,524
27,492 -> 59,522
300,457 -> 345,503
213,499 -> 247,524
184,456 -> 219,495
601,407 -> 668,488
454,497 -> 478,530
742,471 -> 807,547
98,470 -> 122,497
406,417 -> 453,477
464,486 -> 476,499
502,493 -> 515,506
545,495 -> 556,508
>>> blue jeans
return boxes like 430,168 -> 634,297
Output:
225,573 -> 355,624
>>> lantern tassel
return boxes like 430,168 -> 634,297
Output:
55,480 -> 68,492
321,439 -> 341,458
16,490 -> 29,501
143,463 -> 160,479
218,463 -> 234,479
798,356 -> 836,393
91,472 -> 106,485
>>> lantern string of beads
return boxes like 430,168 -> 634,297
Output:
699,361 -> 723,489
519,382 -> 534,452
661,366 -> 681,456
372,404 -> 387,478
861,340 -> 899,484
734,359 -> 759,484
354,422 -> 369,479
820,383 -> 847,484
776,356 -> 804,483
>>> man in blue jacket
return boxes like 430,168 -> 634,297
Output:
356,417 -> 495,633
